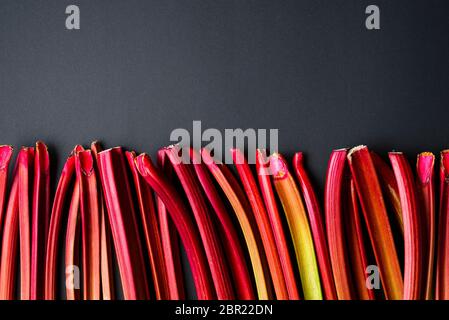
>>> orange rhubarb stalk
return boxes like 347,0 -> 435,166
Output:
416,152 -> 435,299
126,150 -> 169,300
31,141 -> 50,300
436,150 -> 449,299
348,145 -> 403,300
371,152 -> 403,233
256,150 -> 300,300
192,149 -> 255,300
136,153 -> 214,300
232,148 -> 288,300
293,152 -> 336,300
98,148 -> 149,300
324,149 -> 353,300
76,150 -> 101,300
201,149 -> 270,300
166,145 -> 234,300
270,153 -> 322,300
18,147 -> 34,300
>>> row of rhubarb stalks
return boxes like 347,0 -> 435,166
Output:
0,142 -> 447,300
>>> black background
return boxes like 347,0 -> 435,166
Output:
2,0 -> 449,189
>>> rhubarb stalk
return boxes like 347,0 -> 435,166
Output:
232,148 -> 288,300
0,162 -> 19,299
256,150 -> 300,300
348,146 -> 403,300
293,152 -> 337,300
346,178 -> 375,300
436,150 -> 449,299
18,147 -> 34,300
126,150 -> 169,300
416,152 -> 435,300
201,149 -> 270,300
76,150 -> 101,300
270,153 -> 323,300
157,149 -> 185,300
166,146 -> 234,300
136,153 -> 214,300
31,141 -> 50,300
191,148 -> 255,300
45,145 -> 82,300
98,147 -> 149,300
0,145 -> 13,239
91,141 -> 115,300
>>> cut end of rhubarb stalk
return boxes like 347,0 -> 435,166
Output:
293,152 -> 304,166
417,152 -> 435,184
256,149 -> 270,176
440,150 -> 449,181
136,153 -> 152,176
77,150 -> 94,176
0,145 -> 13,170
269,153 -> 288,180
72,144 -> 84,154
347,145 -> 366,161
35,141 -> 50,171
230,148 -> 245,165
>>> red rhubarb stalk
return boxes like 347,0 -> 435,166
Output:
126,150 -> 169,300
324,149 -> 353,300
31,141 -> 50,300
157,149 -> 185,300
65,181 -> 81,300
166,145 -> 234,300
346,179 -> 375,300
45,145 -> 82,300
191,148 -> 255,300
76,150 -> 101,300
98,147 -> 149,300
436,150 -> 449,299
293,152 -> 337,300
0,145 -> 13,238
389,152 -> 422,300
18,147 -> 34,300
0,163 -> 19,300
416,152 -> 435,300
348,146 -> 403,300
91,141 -> 115,300
232,148 -> 288,300
256,150 -> 299,300
136,153 -> 215,300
